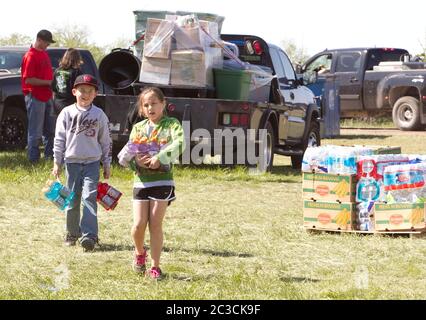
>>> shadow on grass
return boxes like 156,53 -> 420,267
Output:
280,276 -> 320,283
95,244 -> 253,258
163,246 -> 253,258
176,163 -> 302,183
167,274 -> 216,282
328,134 -> 390,140
97,243 -> 135,252
0,150 -> 33,169
270,165 -> 302,177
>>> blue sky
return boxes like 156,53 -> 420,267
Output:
1,0 -> 425,56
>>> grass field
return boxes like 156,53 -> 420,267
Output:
1,129 -> 426,300
340,116 -> 395,129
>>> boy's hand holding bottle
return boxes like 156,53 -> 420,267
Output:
52,162 -> 61,178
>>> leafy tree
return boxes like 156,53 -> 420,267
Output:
50,24 -> 107,66
0,33 -> 32,46
50,24 -> 91,48
280,39 -> 310,65
104,37 -> 134,53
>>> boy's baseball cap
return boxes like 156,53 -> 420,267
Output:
37,29 -> 55,43
73,74 -> 99,90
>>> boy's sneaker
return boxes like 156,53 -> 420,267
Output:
132,250 -> 147,273
148,267 -> 162,280
80,237 -> 96,252
64,234 -> 78,246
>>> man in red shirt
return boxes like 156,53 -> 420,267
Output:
21,29 -> 56,163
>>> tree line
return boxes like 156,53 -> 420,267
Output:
1,25 -> 424,66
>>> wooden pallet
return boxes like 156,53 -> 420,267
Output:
305,227 -> 426,238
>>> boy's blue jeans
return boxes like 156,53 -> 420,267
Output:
24,94 -> 55,162
65,161 -> 100,241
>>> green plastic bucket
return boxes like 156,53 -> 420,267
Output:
213,68 -> 251,100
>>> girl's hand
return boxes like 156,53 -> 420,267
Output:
148,157 -> 160,170
135,154 -> 151,168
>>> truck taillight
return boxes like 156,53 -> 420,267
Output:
253,40 -> 263,55
222,113 -> 249,127
239,114 -> 249,126
382,48 -> 395,51
167,103 -> 176,112
231,114 -> 240,126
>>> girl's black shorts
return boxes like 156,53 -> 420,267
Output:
133,186 -> 175,205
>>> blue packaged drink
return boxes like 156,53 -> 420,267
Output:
43,180 -> 75,211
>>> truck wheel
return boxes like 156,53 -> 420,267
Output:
0,107 -> 27,150
291,121 -> 320,169
256,122 -> 275,172
392,96 -> 422,131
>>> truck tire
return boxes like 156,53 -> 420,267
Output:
256,121 -> 275,172
392,96 -> 422,131
291,121 -> 320,169
0,106 -> 27,150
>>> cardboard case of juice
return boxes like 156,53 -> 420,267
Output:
374,202 -> 426,231
302,172 -> 357,203
303,200 -> 357,231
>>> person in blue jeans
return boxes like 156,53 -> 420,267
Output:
52,74 -> 112,252
21,29 -> 57,163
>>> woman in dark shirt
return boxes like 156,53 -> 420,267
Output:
52,48 -> 83,114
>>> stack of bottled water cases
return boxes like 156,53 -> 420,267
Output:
383,161 -> 426,204
302,145 -> 380,231
356,154 -> 411,202
302,145 -> 375,174
356,154 -> 409,231
355,154 -> 426,231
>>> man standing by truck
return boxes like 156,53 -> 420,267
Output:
21,29 -> 56,163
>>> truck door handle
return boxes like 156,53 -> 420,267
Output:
290,92 -> 295,100
350,77 -> 358,83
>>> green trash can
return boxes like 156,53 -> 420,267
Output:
213,68 -> 252,100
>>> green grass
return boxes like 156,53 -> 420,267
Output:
1,131 -> 426,299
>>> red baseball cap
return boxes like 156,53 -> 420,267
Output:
73,74 -> 99,90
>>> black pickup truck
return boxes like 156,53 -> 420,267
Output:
300,47 -> 426,130
0,35 -> 322,171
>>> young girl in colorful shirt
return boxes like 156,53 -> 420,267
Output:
118,87 -> 185,279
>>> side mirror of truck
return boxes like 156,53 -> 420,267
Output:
294,63 -> 303,74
